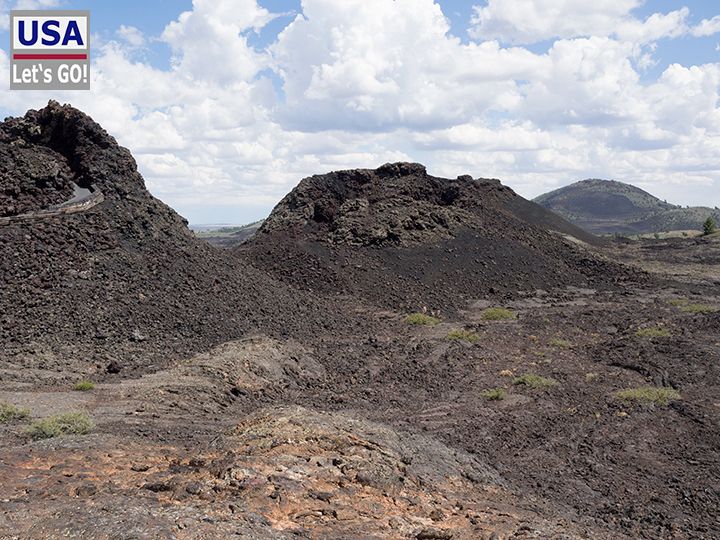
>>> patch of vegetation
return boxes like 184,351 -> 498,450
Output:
614,386 -> 680,406
635,327 -> 671,338
703,216 -> 717,236
679,303 -> 717,314
0,402 -> 30,423
27,412 -> 93,439
513,374 -> 558,389
481,388 -> 506,401
549,338 -> 571,348
481,307 -> 516,321
73,380 -> 96,391
405,313 -> 441,325
585,372 -> 599,382
447,329 -> 479,343
669,298 -> 717,313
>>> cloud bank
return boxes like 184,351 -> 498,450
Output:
1,0 -> 719,223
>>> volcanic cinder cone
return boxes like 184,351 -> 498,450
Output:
0,102 -> 335,379
242,162 -> 640,312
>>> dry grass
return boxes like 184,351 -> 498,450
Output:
481,388 -> 506,401
635,327 -> 671,338
73,380 -> 96,391
405,313 -> 441,325
28,412 -> 93,439
614,386 -> 680,406
549,338 -> 572,348
0,402 -> 30,423
447,329 -> 479,343
680,304 -> 717,314
481,308 -> 516,321
669,299 -> 717,313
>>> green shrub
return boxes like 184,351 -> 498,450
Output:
0,402 -> 30,423
481,388 -> 506,401
447,329 -> 479,343
635,327 -> 671,338
549,338 -> 571,348
28,412 -> 93,439
404,313 -> 441,325
481,308 -> 516,321
614,386 -> 680,406
513,374 -> 558,389
703,217 -> 717,236
73,380 -> 96,391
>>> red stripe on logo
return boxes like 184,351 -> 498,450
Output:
13,54 -> 88,60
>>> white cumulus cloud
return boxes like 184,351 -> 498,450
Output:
116,25 -> 145,48
161,0 -> 273,84
469,1 -> 691,45
273,0 -> 543,130
1,0 -> 719,221
692,15 -> 720,37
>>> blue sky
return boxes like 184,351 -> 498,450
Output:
4,1 -> 719,77
2,1 -> 720,224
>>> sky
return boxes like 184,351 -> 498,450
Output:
1,1 -> 720,224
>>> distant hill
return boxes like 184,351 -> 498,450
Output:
193,220 -> 264,248
534,179 -> 720,234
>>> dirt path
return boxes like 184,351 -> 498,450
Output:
0,184 -> 104,226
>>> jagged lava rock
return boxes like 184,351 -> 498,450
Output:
242,163 -> 640,312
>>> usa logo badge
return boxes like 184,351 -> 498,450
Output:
10,10 -> 90,90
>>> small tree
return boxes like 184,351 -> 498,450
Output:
703,217 -> 717,236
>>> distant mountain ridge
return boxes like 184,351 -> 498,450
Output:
534,179 -> 720,234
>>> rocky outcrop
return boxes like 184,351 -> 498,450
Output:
0,139 -> 75,217
243,163 -> 641,312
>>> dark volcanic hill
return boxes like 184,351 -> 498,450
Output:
534,178 -> 720,234
0,102 -> 335,379
241,163 -> 638,313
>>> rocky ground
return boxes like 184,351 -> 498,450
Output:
1,103 -> 718,539
608,233 -> 720,286
2,276 -> 717,539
